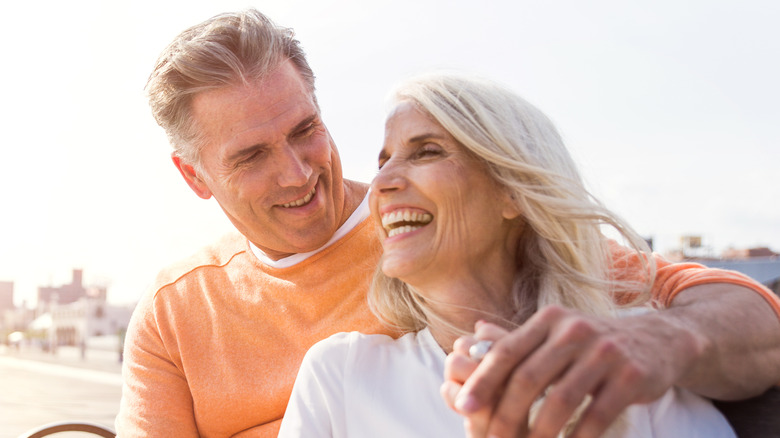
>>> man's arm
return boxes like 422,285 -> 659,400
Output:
662,283 -> 780,399
442,282 -> 780,438
115,292 -> 199,437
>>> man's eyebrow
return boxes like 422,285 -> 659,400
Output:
289,114 -> 318,135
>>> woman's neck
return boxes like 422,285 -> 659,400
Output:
413,265 -> 519,354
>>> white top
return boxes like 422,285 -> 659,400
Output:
278,328 -> 736,438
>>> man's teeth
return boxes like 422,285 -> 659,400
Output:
381,210 -> 433,237
282,187 -> 316,208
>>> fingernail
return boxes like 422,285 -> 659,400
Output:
455,393 -> 479,413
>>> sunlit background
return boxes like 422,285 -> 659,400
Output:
1,0 -> 778,306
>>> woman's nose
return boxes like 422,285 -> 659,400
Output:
371,160 -> 406,194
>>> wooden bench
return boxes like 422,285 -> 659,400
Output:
16,421 -> 115,438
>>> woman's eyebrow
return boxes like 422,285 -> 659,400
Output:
408,132 -> 446,144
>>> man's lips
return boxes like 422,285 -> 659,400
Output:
280,186 -> 316,208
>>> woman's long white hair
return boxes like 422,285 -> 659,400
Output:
369,73 -> 656,335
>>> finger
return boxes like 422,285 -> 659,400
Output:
526,342 -> 614,437
463,406 -> 492,438
569,363 -> 648,438
472,320 -> 510,342
456,312 -> 560,414
444,351 -> 478,389
440,380 -> 463,412
453,335 -> 479,357
569,384 -> 633,438
484,327 -> 596,437
446,326 -> 502,388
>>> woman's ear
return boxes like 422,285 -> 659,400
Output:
501,191 -> 522,220
172,154 -> 213,199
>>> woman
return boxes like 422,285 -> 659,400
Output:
277,73 -> 735,437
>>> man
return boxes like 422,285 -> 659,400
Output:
117,9 -> 780,437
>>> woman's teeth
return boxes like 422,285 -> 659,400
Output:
282,187 -> 316,208
381,210 -> 433,237
387,225 -> 423,238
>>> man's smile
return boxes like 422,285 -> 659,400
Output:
281,186 -> 316,208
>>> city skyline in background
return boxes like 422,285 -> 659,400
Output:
1,0 -> 778,306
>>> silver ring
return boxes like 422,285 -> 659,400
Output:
468,340 -> 493,361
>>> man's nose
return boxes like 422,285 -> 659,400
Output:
277,146 -> 312,187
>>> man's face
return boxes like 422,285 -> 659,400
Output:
179,60 -> 346,259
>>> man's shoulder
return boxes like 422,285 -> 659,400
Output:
152,231 -> 250,289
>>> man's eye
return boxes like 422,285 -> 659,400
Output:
295,123 -> 316,137
237,149 -> 265,167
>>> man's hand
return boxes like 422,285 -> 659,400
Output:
441,305 -> 705,438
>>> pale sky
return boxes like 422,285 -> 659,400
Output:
1,0 -> 778,306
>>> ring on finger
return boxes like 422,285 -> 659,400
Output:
468,340 -> 493,362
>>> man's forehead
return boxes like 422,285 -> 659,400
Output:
192,65 -> 319,147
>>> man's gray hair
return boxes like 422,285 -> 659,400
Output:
146,8 -> 315,165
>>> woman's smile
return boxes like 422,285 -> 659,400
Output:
381,209 -> 434,238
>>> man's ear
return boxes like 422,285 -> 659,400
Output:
172,154 -> 213,199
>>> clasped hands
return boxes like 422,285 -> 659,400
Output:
441,305 -> 702,438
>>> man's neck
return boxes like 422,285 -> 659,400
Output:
341,179 -> 370,227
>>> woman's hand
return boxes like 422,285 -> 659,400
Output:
442,323 -> 529,437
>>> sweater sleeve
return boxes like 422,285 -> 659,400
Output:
652,257 -> 780,319
610,242 -> 780,320
114,288 -> 200,437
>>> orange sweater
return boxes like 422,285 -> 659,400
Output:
116,220 -> 779,437
116,219 -> 390,437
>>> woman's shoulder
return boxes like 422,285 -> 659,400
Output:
304,330 -> 432,367
310,330 -> 418,353
304,331 -> 396,361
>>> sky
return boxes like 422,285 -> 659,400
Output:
1,0 -> 778,307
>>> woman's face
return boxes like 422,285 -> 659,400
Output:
370,102 -> 520,287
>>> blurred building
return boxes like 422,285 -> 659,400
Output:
0,269 -> 134,354
1,281 -> 21,341
50,297 -> 133,347
37,269 -> 101,305
0,281 -> 13,311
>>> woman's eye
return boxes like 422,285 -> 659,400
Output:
415,144 -> 443,159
